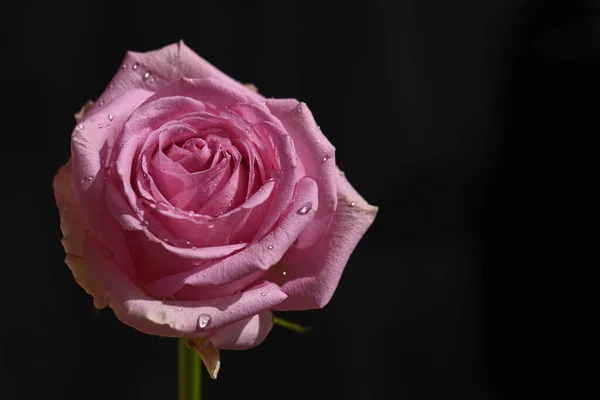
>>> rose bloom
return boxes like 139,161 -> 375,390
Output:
54,41 -> 376,376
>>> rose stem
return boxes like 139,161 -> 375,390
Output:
178,338 -> 202,400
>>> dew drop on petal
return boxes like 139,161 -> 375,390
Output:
177,307 -> 182,311
97,124 -> 103,129
261,292 -> 267,297
321,154 -> 330,162
108,113 -> 114,121
202,272 -> 208,277
208,224 -> 215,229
316,139 -> 321,144
99,101 -> 105,106
132,62 -> 139,70
349,201 -> 357,207
78,123 -> 84,130
198,314 -> 211,329
282,271 -> 287,276
297,202 -> 312,215
122,63 -> 128,69
150,77 -> 155,83
267,245 -> 274,250
143,71 -> 151,80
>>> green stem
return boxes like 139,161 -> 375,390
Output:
178,338 -> 202,400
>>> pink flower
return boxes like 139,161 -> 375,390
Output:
54,41 -> 377,377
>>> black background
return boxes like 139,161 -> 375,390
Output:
2,0 -> 597,399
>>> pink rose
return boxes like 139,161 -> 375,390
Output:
54,41 -> 377,376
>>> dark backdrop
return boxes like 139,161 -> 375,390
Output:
3,0 -> 597,399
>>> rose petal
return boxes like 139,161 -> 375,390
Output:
266,99 -> 338,254
142,177 -> 319,299
272,173 -> 377,310
53,160 -> 108,308
84,235 -> 287,337
207,310 -> 273,350
93,41 -> 263,109
71,88 -> 154,281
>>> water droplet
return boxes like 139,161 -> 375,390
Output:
321,154 -> 330,162
244,128 -> 249,134
176,239 -> 193,248
132,62 -> 139,70
97,124 -> 103,129
349,201 -> 357,207
267,245 -> 274,250
106,125 -> 111,130
316,139 -> 321,144
177,307 -> 182,311
108,113 -> 114,121
122,63 -> 128,69
77,123 -> 84,130
198,314 -> 211,329
297,202 -> 312,215
131,102 -> 136,106
202,272 -> 208,277
99,101 -> 105,106
261,292 -> 267,296
208,224 -> 215,229
282,271 -> 287,276
81,176 -> 93,183
143,71 -> 151,80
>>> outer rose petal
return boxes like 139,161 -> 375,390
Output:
207,310 -> 273,350
53,160 -> 108,309
93,41 -> 262,109
272,172 -> 378,310
188,311 -> 273,379
83,235 -> 287,337
265,99 -> 338,253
